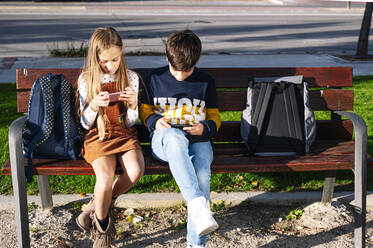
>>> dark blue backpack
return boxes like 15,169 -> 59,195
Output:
22,73 -> 83,182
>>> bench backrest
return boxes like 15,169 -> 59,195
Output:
15,67 -> 354,143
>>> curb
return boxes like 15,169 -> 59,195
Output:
1,191 -> 372,211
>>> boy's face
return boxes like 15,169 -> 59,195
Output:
168,61 -> 195,81
98,45 -> 122,75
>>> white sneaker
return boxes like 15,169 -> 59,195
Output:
188,196 -> 219,237
187,244 -> 207,248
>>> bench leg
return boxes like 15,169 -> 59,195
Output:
37,175 -> 53,210
335,111 -> 367,248
9,116 -> 30,248
352,118 -> 367,248
321,171 -> 336,203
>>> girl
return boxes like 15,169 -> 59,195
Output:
76,27 -> 144,248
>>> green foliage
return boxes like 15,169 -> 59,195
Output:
0,83 -> 24,194
49,42 -> 88,57
28,202 -> 37,212
211,200 -> 232,212
48,41 -> 165,58
286,208 -> 304,221
1,76 -> 373,194
169,218 -> 187,231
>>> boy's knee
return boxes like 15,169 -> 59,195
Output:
194,142 -> 213,159
194,149 -> 213,164
161,128 -> 188,146
196,169 -> 210,182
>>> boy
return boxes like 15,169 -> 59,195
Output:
140,29 -> 221,248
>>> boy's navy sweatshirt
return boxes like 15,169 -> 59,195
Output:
140,66 -> 221,142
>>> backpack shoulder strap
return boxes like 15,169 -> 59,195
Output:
246,82 -> 273,154
39,73 -> 57,145
59,74 -> 78,159
255,83 -> 273,134
282,82 -> 303,142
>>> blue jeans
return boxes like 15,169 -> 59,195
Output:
152,128 -> 213,246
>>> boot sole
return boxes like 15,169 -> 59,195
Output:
76,217 -> 91,232
198,223 -> 219,237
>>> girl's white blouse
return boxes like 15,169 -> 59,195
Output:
78,70 -> 139,130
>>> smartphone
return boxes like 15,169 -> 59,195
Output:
170,124 -> 191,129
108,91 -> 127,103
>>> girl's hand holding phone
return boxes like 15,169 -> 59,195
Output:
118,87 -> 137,109
90,91 -> 109,112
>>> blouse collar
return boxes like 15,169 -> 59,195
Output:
101,74 -> 117,84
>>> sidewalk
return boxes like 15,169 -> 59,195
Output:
0,54 -> 372,83
1,191 -> 373,210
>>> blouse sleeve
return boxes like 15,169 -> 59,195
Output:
78,74 -> 98,130
125,70 -> 139,127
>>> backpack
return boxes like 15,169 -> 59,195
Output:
22,73 -> 83,182
240,75 -> 316,156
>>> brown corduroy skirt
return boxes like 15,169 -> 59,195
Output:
82,126 -> 141,164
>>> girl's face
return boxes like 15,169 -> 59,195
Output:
98,46 -> 122,75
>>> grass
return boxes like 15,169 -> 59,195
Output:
49,42 -> 88,57
0,77 -> 373,195
48,41 -> 165,57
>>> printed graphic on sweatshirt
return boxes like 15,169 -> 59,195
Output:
153,97 -> 206,124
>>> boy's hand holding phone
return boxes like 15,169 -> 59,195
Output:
183,122 -> 204,136
155,118 -> 203,135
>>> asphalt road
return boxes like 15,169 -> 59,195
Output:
0,1 -> 371,57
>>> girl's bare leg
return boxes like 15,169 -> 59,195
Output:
91,155 -> 117,219
112,149 -> 145,198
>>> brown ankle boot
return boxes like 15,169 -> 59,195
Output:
76,197 -> 95,232
90,213 -> 116,248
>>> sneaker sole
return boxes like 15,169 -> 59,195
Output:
76,217 -> 90,232
198,223 -> 219,237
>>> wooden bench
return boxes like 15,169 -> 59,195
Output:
2,67 -> 372,248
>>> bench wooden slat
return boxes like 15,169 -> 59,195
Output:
17,68 -> 82,89
216,89 -> 353,112
2,141 -> 372,176
17,89 -> 354,113
202,67 -> 353,88
16,67 -> 352,90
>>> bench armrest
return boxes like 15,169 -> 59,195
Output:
334,111 -> 367,246
9,115 -> 27,191
8,116 -> 30,247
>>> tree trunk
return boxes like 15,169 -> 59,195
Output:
356,3 -> 373,56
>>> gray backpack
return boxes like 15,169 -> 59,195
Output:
240,75 -> 316,156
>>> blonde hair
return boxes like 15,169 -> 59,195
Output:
81,27 -> 129,141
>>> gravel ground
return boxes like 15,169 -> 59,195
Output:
1,200 -> 373,248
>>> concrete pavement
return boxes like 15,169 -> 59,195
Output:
0,0 -> 369,57
1,191 -> 373,210
0,1 -> 365,16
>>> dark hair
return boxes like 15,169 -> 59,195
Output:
165,29 -> 202,72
